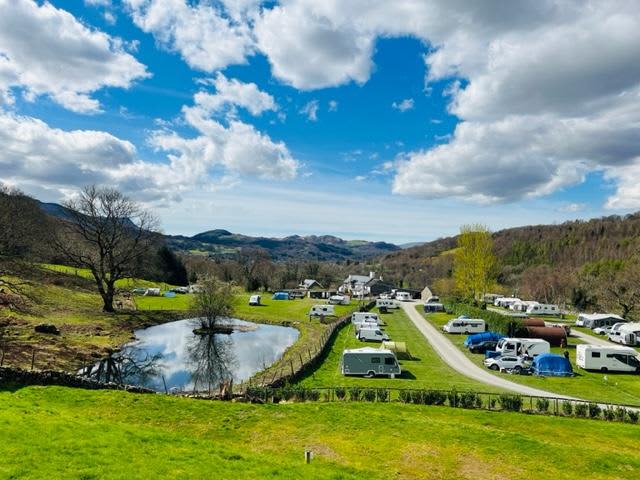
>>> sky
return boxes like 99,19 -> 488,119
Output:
1,0 -> 639,244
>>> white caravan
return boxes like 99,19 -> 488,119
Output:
329,295 -> 350,305
341,347 -> 401,378
576,344 -> 640,373
495,338 -> 550,358
352,312 -> 381,325
526,303 -> 560,315
510,300 -> 539,312
494,297 -> 521,308
248,295 -> 261,306
578,313 -> 625,329
395,291 -> 412,302
376,299 -> 399,309
308,304 -> 335,317
357,327 -> 390,342
609,322 -> 640,346
442,317 -> 486,334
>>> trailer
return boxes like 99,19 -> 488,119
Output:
248,295 -> 261,306
577,313 -> 625,329
525,303 -> 560,315
576,344 -> 640,373
442,317 -> 486,334
395,291 -> 411,302
341,347 -> 401,378
376,298 -> 399,309
308,304 -> 335,317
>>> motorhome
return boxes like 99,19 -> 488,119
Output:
341,347 -> 401,378
576,344 -> 640,373
376,298 -> 399,309
609,322 -> 640,346
442,317 -> 486,334
577,313 -> 625,329
525,303 -> 560,315
493,338 -> 550,358
352,312 -> 381,325
248,295 -> 261,306
308,304 -> 335,317
329,295 -> 350,305
395,291 -> 412,302
357,327 -> 390,342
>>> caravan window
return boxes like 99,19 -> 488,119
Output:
371,357 -> 381,364
384,357 -> 396,365
591,352 -> 601,358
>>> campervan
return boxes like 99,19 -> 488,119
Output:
352,312 -> 381,325
308,304 -> 335,317
442,317 -> 486,334
376,299 -> 399,309
578,313 -> 625,329
525,303 -> 560,315
609,322 -> 640,346
576,344 -> 640,373
395,291 -> 412,302
249,295 -> 261,306
494,338 -> 550,358
357,327 -> 390,342
341,347 -> 401,378
329,295 -> 350,305
607,322 -> 632,343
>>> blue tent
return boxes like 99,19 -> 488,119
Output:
272,292 -> 290,300
464,331 -> 504,347
531,354 -> 573,377
163,291 -> 176,298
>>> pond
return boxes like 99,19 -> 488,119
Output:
91,318 -> 299,392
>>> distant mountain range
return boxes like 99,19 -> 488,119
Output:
38,201 -> 400,262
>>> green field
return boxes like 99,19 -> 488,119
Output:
298,309 -> 500,392
1,386 -> 638,480
422,309 -> 640,406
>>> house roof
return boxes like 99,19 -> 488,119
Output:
301,279 -> 322,288
344,274 -> 371,285
579,313 -> 624,321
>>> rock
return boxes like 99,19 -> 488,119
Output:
34,324 -> 60,335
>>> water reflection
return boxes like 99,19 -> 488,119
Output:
89,318 -> 299,392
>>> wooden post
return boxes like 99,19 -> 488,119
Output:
304,450 -> 312,464
31,348 -> 36,370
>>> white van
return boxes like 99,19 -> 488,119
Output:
525,303 -> 560,315
395,291 -> 412,302
576,344 -> 640,373
341,347 -> 401,378
357,327 -> 390,342
442,317 -> 486,334
308,304 -> 335,317
376,299 -> 399,309
609,322 -> 640,346
495,338 -> 550,358
248,295 -> 261,306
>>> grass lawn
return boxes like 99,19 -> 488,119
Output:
297,308 -> 501,392
422,308 -> 640,406
1,386 -> 639,480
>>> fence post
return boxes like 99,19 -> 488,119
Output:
31,348 -> 36,371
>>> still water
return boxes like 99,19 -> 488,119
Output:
112,318 -> 299,392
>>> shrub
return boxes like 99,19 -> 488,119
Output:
536,398 -> 550,413
376,388 -> 389,402
603,407 -> 615,421
488,397 -> 497,409
459,391 -> 480,409
305,389 -> 320,401
499,394 -> 523,412
349,387 -> 361,401
614,407 -> 627,422
627,410 -> 639,424
423,390 -> 447,405
335,387 -> 346,400
399,390 -> 412,403
281,387 -> 295,401
447,389 -> 460,408
562,401 -> 573,416
411,390 -> 425,405
322,390 -> 330,402
293,387 -> 307,402
363,389 -> 376,402
588,403 -> 601,419
575,403 -> 588,418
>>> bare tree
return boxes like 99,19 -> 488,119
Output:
54,185 -> 159,313
192,277 -> 234,332
236,247 -> 271,291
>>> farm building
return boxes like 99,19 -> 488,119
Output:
298,279 -> 323,290
366,278 -> 396,297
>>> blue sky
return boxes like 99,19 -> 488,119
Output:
1,1 -> 639,244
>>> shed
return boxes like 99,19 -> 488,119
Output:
463,331 -> 504,347
272,292 -> 290,300
381,341 -> 411,359
531,354 -> 573,377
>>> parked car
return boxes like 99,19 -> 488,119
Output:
469,340 -> 498,354
593,325 -> 614,336
483,355 -> 528,373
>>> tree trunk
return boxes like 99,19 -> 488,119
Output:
102,284 -> 116,313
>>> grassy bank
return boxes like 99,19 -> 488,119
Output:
1,386 -> 638,479
421,308 -> 640,406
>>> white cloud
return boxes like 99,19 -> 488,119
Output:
354,175 -> 366,182
0,0 -> 148,113
299,99 -> 319,121
392,98 -> 414,112
328,100 -> 338,112
557,203 -> 586,213
124,0 -> 254,72
85,0 -> 112,5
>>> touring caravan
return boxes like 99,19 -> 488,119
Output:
308,304 -> 335,317
511,300 -> 539,312
577,313 -> 625,329
352,312 -> 381,325
442,317 -> 485,334
341,347 -> 401,378
424,296 -> 445,313
357,327 -> 390,342
249,295 -> 261,306
525,304 -> 560,315
576,344 -> 640,373
329,295 -> 350,305
395,291 -> 411,302
493,338 -> 550,358
376,299 -> 399,309
494,297 -> 520,308
609,322 -> 640,346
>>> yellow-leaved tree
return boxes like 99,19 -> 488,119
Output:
453,224 -> 495,301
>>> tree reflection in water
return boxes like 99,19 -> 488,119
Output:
187,332 -> 238,395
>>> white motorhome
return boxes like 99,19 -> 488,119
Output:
352,312 -> 381,325
609,322 -> 640,346
248,295 -> 261,306
526,303 -> 560,315
442,317 -> 486,334
341,347 -> 401,378
308,304 -> 335,317
495,338 -> 550,358
576,344 -> 640,373
395,291 -> 412,302
329,295 -> 350,305
607,322 -> 632,343
357,327 -> 390,342
376,299 -> 399,309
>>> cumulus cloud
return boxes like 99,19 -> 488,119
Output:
299,100 -> 319,121
392,98 -> 414,112
328,100 -> 338,112
0,0 -> 148,113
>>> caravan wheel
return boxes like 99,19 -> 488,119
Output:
601,367 -> 608,373
365,371 -> 375,378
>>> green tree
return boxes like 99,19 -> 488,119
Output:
453,224 -> 495,301
192,277 -> 234,332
